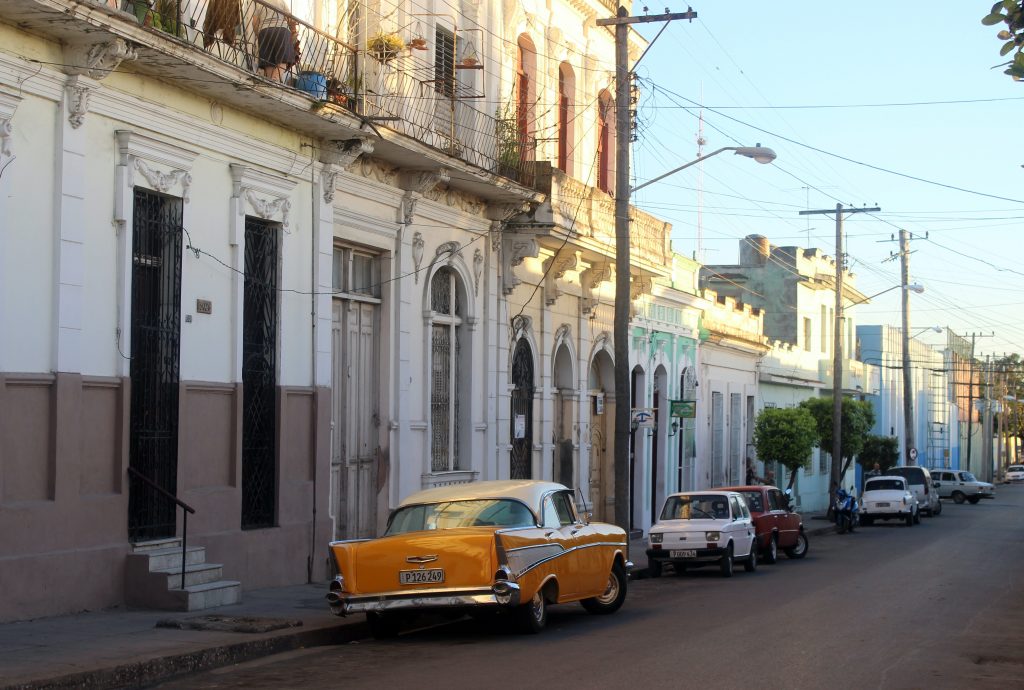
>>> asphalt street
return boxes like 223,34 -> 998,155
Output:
154,485 -> 1024,690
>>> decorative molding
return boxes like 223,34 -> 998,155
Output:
63,39 -> 137,80
501,234 -> 539,295
489,220 -> 503,252
422,185 -> 487,215
0,90 -> 20,169
580,261 -> 612,313
115,130 -> 198,207
65,77 -> 97,129
435,241 -> 461,260
135,159 -> 192,202
485,201 -> 531,222
321,168 -> 341,203
630,275 -> 653,320
411,232 -> 425,283
400,190 -> 419,225
319,139 -> 373,204
245,189 -> 291,225
356,157 -> 398,185
555,323 -> 571,345
230,163 -> 297,230
399,168 -> 450,194
473,248 -> 484,296
543,248 -> 578,305
321,137 -> 374,168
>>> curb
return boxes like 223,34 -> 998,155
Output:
3,620 -> 369,690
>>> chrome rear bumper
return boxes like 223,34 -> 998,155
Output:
326,580 -> 521,616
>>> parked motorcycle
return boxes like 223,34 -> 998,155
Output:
833,487 -> 859,534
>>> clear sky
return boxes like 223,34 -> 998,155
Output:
630,2 -> 1023,358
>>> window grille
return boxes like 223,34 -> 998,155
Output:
128,188 -> 183,542
242,216 -> 279,529
434,26 -> 456,98
430,268 -> 463,472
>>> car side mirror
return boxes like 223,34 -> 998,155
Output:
933,482 -> 940,489
583,511 -> 593,524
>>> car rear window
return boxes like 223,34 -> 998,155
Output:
386,499 -> 536,535
885,467 -> 926,485
740,491 -> 764,512
866,479 -> 904,492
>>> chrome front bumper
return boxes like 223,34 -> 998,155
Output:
326,580 -> 521,616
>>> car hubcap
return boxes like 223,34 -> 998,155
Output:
596,573 -> 619,605
770,539 -> 777,560
530,593 -> 544,623
794,536 -> 806,555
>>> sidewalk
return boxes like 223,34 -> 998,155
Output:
1,583 -> 364,690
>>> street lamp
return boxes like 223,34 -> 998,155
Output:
910,325 -> 943,340
631,146 -> 777,194
613,144 -> 777,533
847,282 -> 924,308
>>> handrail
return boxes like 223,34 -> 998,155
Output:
128,466 -> 195,590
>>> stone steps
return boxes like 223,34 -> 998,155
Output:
126,539 -> 242,612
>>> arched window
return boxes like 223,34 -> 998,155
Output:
430,267 -> 466,472
516,35 -> 537,162
597,90 -> 615,194
557,63 -> 575,174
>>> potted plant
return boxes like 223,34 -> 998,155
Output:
367,32 -> 405,62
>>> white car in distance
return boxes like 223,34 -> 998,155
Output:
860,476 -> 919,527
646,491 -> 757,578
1006,465 -> 1024,483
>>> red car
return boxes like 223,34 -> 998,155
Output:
716,485 -> 808,563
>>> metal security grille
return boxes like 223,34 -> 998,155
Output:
510,339 -> 534,479
430,268 -> 462,472
242,217 -> 278,529
128,188 -> 183,542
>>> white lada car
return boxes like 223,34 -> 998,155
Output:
646,491 -> 757,578
860,476 -> 919,527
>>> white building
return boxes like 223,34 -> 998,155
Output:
697,292 -> 766,491
858,325 -> 955,471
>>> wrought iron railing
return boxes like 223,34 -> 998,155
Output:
127,466 -> 196,590
117,0 -> 532,183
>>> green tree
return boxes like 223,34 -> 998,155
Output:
798,396 -> 876,480
994,353 -> 1024,467
982,1 -> 1024,80
752,407 -> 818,490
858,435 -> 900,473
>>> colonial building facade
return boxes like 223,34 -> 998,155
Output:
1,0 -> 697,621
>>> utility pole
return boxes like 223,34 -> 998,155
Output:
899,229 -> 916,465
963,332 -> 992,474
983,355 -> 994,482
597,5 -> 697,534
799,203 -> 879,491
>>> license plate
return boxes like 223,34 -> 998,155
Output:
670,550 -> 697,558
399,569 -> 444,585
876,502 -> 890,507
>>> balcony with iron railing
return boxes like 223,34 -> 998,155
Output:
5,0 -> 539,198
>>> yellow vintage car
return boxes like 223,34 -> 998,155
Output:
326,480 -> 630,636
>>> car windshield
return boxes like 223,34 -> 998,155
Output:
386,499 -> 536,535
866,479 -> 904,492
1009,467 -> 1024,473
960,472 -> 978,482
661,495 -> 730,521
